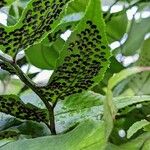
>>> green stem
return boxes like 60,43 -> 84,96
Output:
0,55 -> 56,135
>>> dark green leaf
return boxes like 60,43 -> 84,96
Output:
37,0 -> 111,103
0,0 -> 72,56
129,38 -> 150,95
0,95 -> 48,123
114,17 -> 150,56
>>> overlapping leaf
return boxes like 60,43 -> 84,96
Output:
0,95 -> 48,123
37,0 -> 111,103
25,0 -> 86,70
129,38 -> 150,95
0,120 -> 106,150
0,0 -> 72,56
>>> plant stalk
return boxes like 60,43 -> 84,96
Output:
0,55 -> 56,134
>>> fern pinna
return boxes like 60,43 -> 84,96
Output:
0,0 -> 110,135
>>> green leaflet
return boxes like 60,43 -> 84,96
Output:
0,95 -> 48,123
25,0 -> 85,70
127,119 -> 150,139
0,130 -> 19,140
0,0 -> 71,57
37,0 -> 111,102
129,38 -> 150,95
25,22 -> 77,70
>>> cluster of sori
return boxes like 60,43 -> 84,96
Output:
0,95 -> 48,123
37,20 -> 108,101
0,130 -> 19,140
0,0 -> 70,56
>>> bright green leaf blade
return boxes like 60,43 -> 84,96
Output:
25,40 -> 61,69
127,119 -> 150,139
25,22 -> 76,70
109,67 -> 150,90
0,0 -> 72,56
64,91 -> 104,109
55,91 -> 104,133
114,95 -> 150,109
129,38 -> 150,95
38,0 -> 111,103
0,120 -> 106,150
55,92 -> 150,133
0,95 -> 48,123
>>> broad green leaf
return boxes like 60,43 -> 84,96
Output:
55,91 -> 150,133
129,38 -> 150,95
137,38 -> 150,67
38,0 -> 111,103
25,38 -> 64,70
0,95 -> 48,123
65,0 -> 89,13
0,0 -> 72,56
127,119 -> 150,139
109,67 -> 150,90
54,91 -> 150,133
114,95 -> 150,109
25,0 -> 86,70
103,66 -> 150,139
0,120 -> 106,150
114,17 -> 150,56
64,91 -> 104,109
55,91 -> 104,133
